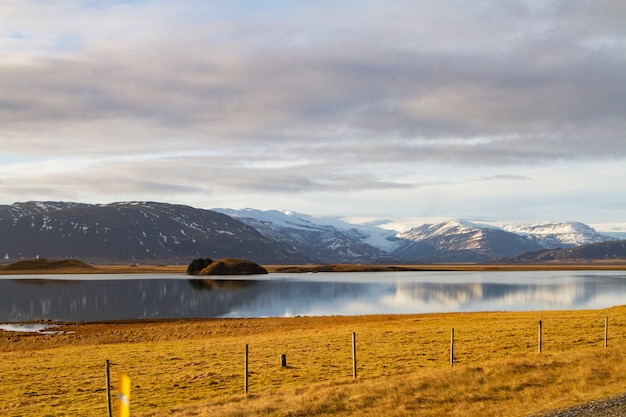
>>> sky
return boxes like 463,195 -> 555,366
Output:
1,1 -> 625,231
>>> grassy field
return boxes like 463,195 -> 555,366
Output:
2,306 -> 626,416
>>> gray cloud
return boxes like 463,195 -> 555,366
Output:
0,152 -> 422,202
3,2 -> 625,154
0,1 -> 625,221
474,174 -> 533,182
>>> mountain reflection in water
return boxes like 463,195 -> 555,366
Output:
1,271 -> 625,322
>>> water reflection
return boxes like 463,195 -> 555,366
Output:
0,271 -> 625,322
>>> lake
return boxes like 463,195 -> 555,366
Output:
1,270 -> 625,322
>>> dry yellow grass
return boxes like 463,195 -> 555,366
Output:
2,307 -> 626,416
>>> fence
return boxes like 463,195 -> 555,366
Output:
104,315 -> 619,415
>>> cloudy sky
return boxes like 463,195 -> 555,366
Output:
1,1 -> 625,230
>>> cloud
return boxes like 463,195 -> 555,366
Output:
474,174 -> 534,182
3,2 -> 625,156
0,1 -> 625,222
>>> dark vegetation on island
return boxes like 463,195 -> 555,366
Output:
186,257 -> 214,275
187,257 -> 268,275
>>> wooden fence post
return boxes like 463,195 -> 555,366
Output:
352,332 -> 357,378
450,328 -> 455,367
105,360 -> 112,417
538,320 -> 542,353
604,316 -> 609,349
244,344 -> 249,394
280,354 -> 287,367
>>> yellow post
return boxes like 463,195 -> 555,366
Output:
117,373 -> 131,417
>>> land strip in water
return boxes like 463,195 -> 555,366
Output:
1,258 -> 625,274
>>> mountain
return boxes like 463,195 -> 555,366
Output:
213,208 -> 397,264
0,201 -> 619,265
204,210 -> 619,264
494,240 -> 626,263
389,220 -> 545,262
501,222 -> 614,249
0,201 -> 90,219
0,202 -> 309,264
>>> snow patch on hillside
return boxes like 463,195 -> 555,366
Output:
215,208 -> 318,231
501,221 -> 614,248
214,209 -> 618,254
215,208 -> 401,252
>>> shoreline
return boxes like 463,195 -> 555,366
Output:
264,262 -> 626,273
1,262 -> 626,275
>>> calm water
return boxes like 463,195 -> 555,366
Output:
1,271 -> 625,322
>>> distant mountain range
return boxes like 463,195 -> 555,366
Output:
494,240 -> 626,263
389,220 -> 544,263
217,209 -> 618,263
500,222 -> 613,248
0,201 -> 621,265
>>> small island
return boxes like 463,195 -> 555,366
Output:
0,259 -> 96,273
188,257 -> 268,276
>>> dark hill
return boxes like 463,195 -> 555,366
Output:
494,240 -> 626,263
0,202 -> 309,264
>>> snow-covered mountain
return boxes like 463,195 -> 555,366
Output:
213,208 -> 396,264
0,201 -> 619,265
213,210 -> 618,263
501,222 -> 615,249
0,201 -> 89,220
390,220 -> 544,262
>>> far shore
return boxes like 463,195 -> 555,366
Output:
1,261 -> 626,275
